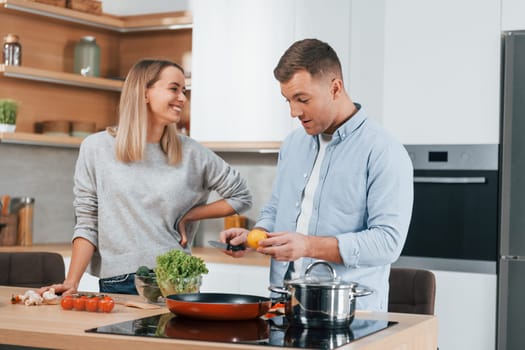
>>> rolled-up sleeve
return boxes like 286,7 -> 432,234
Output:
202,148 -> 253,214
337,142 -> 413,268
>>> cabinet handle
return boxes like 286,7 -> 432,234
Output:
414,177 -> 486,184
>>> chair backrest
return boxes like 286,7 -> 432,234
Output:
0,252 -> 65,288
388,267 -> 436,315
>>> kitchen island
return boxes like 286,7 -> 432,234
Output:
0,286 -> 437,350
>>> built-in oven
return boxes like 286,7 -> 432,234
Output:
398,144 -> 499,273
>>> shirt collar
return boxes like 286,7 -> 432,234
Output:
313,103 -> 366,144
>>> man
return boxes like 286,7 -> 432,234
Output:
220,38 -> 413,311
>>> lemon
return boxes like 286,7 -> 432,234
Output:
246,229 -> 268,249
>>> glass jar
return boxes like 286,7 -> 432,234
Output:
74,36 -> 100,77
14,197 -> 34,246
3,34 -> 22,66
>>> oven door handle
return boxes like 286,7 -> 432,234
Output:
413,176 -> 486,184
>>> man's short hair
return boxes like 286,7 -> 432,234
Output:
274,38 -> 342,83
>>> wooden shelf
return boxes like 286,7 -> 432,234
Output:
0,64 -> 122,91
0,65 -> 192,91
0,132 -> 281,152
0,131 -> 84,147
1,0 -> 192,32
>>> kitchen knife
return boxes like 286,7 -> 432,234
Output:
208,240 -> 246,252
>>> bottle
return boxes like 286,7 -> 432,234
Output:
73,36 -> 100,77
3,34 -> 22,66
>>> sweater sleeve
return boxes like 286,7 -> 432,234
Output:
196,142 -> 253,214
72,136 -> 99,248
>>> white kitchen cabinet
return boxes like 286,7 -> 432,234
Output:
190,0 -> 294,142
383,0 -> 501,144
201,263 -> 270,296
63,257 -> 99,293
501,0 -> 525,31
190,0 -> 351,142
351,0 -> 501,145
293,0 -> 351,85
63,258 -> 270,296
431,270 -> 497,350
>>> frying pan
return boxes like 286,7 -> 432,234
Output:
165,292 -> 272,320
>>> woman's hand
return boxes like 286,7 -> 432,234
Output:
38,280 -> 78,296
177,216 -> 190,247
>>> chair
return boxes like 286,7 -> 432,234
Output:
0,252 -> 65,288
388,267 -> 436,315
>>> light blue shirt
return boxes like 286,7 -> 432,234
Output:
256,105 -> 413,311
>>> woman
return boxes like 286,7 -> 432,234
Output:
42,59 -> 252,295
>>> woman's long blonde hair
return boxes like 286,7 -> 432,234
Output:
110,59 -> 184,165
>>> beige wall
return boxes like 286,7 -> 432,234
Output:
0,144 -> 277,246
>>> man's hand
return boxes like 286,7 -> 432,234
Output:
257,231 -> 311,261
219,227 -> 250,257
257,232 -> 342,264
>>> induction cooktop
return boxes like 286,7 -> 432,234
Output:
86,313 -> 397,349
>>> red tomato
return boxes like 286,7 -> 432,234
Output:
98,296 -> 115,313
73,295 -> 87,311
85,296 -> 99,312
60,295 -> 74,310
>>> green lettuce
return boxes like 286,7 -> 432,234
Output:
155,250 -> 208,295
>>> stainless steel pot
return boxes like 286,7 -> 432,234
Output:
269,261 -> 373,329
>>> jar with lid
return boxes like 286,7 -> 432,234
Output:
10,197 -> 35,246
74,36 -> 100,77
3,34 -> 22,66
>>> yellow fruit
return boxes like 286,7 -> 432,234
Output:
246,229 -> 268,249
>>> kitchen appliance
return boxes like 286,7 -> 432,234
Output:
400,144 -> 499,273
86,313 -> 397,349
498,30 -> 525,350
270,261 -> 373,329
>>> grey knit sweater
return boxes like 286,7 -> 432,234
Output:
72,131 -> 252,278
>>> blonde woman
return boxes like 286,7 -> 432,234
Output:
42,59 -> 252,295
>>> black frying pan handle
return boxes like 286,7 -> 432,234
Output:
271,295 -> 287,304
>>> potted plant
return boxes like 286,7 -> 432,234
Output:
0,99 -> 18,132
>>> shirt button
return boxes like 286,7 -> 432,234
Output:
295,202 -> 300,207
303,173 -> 307,178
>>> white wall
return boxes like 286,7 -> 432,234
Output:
100,0 -> 189,16
501,0 -> 525,31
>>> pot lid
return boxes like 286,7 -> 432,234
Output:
284,260 -> 359,288
284,275 -> 358,289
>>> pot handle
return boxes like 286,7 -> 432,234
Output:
268,285 -> 291,296
352,285 -> 374,298
304,260 -> 337,279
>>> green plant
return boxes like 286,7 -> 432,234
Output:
155,250 -> 208,296
0,99 -> 18,125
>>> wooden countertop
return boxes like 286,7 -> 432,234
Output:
0,286 -> 438,350
0,244 -> 271,267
